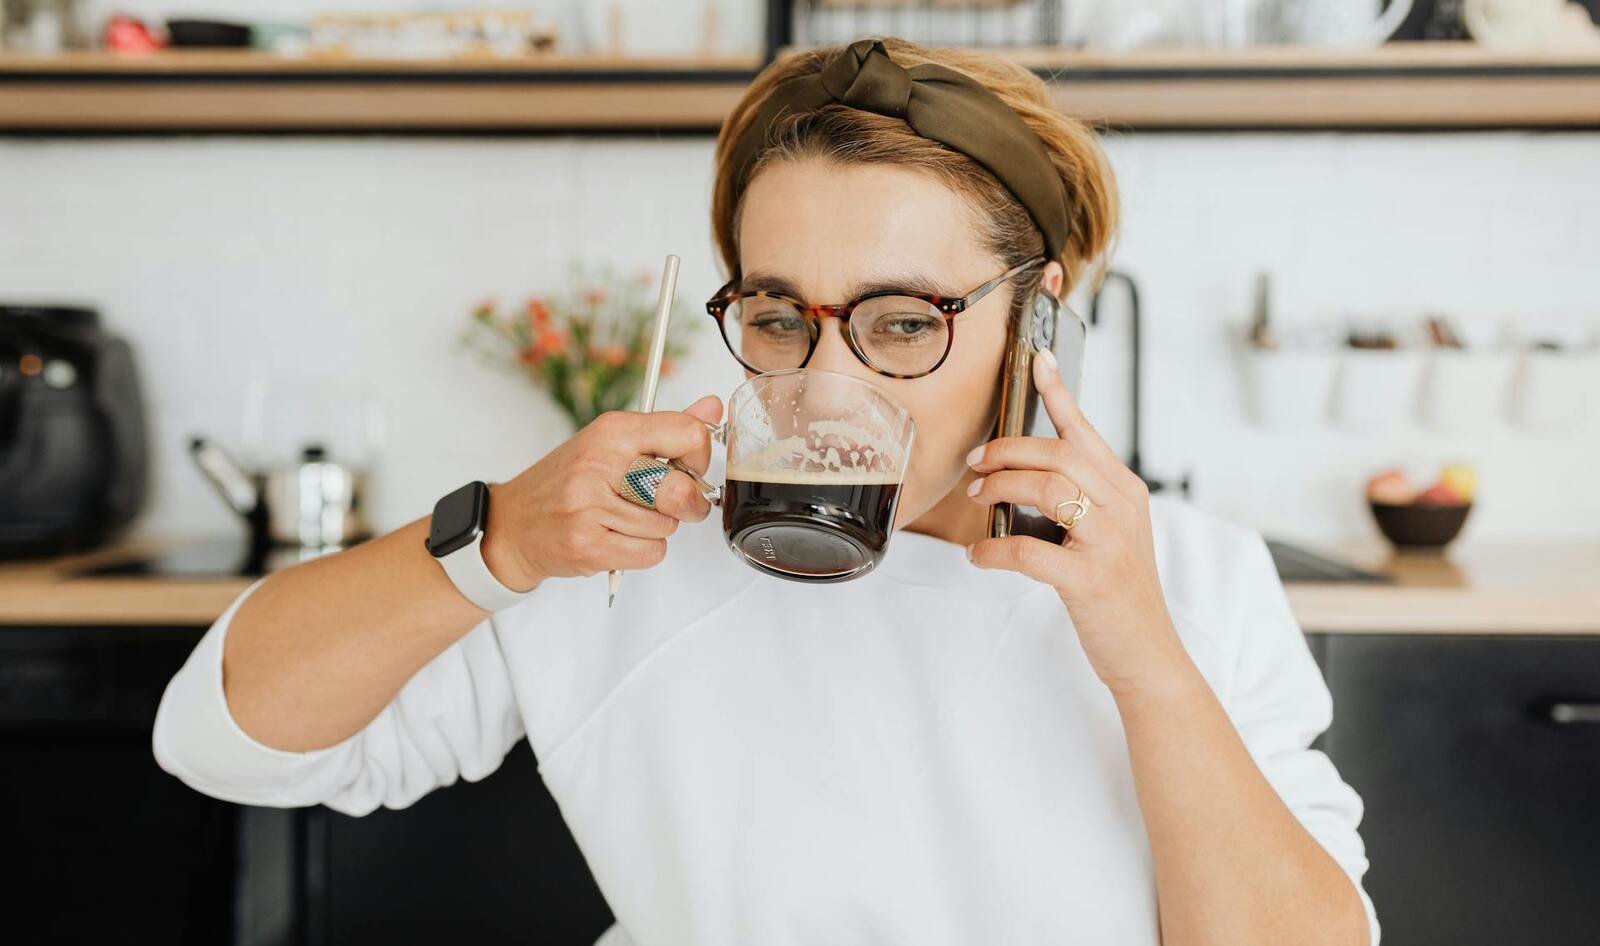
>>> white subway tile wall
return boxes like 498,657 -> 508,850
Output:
2,133 -> 1596,545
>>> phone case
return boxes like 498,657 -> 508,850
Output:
986,294 -> 1087,541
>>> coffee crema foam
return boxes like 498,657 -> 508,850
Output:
724,465 -> 902,485
729,417 -> 908,483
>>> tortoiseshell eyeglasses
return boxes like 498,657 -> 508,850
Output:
704,258 -> 1044,380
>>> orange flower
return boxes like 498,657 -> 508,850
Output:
472,298 -> 495,323
659,356 -> 675,376
589,343 -> 629,367
535,326 -> 567,355
526,298 -> 552,328
584,287 -> 607,309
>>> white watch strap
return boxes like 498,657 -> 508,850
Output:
437,531 -> 534,613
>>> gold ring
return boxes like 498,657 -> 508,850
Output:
1053,491 -> 1090,531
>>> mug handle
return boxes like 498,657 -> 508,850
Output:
662,420 -> 725,507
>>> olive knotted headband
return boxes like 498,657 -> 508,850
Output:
726,38 -> 1071,260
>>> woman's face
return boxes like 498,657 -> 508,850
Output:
735,157 -> 1061,532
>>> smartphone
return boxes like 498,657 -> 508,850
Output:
986,292 -> 1087,540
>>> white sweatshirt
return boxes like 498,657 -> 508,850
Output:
153,495 -> 1379,946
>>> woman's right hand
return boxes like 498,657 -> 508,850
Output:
480,393 -> 724,591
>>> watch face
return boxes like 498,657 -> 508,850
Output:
427,481 -> 488,557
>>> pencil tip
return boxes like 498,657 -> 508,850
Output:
608,592 -> 615,608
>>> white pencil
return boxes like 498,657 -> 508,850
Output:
609,253 -> 680,608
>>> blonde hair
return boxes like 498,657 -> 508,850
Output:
711,37 -> 1119,308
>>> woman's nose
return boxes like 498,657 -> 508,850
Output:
807,316 -> 865,376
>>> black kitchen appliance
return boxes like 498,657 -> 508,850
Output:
0,304 -> 147,558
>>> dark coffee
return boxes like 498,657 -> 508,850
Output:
722,471 -> 902,582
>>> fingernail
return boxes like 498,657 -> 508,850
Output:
965,445 -> 984,467
1037,348 -> 1058,373
966,476 -> 984,497
964,543 -> 974,561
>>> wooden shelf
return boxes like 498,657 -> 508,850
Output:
2,43 -> 1599,132
0,50 -> 766,74
1018,43 -> 1600,129
0,50 -> 762,132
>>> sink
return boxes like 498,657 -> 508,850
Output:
1266,539 -> 1390,584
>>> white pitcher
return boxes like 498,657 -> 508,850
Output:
1291,0 -> 1414,46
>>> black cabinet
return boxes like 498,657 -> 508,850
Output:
1315,634 -> 1600,946
0,626 -> 238,944
1,623 -> 610,946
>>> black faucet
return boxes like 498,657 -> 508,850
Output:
1088,271 -> 1190,497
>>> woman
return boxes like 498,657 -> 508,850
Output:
154,37 -> 1377,946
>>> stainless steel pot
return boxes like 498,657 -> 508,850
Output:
190,437 -> 372,547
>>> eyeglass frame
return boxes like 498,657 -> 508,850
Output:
704,257 -> 1047,380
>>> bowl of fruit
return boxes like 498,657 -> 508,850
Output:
1365,464 -> 1475,551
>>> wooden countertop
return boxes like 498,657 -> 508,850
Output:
0,538 -> 253,627
4,43 -> 1600,132
1,536 -> 1595,634
1284,541 -> 1600,635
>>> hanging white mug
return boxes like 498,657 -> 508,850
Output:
1463,0 -> 1600,49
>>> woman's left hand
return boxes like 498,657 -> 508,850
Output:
964,348 -> 1192,699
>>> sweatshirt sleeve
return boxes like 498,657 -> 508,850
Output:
151,576 -> 526,817
1223,532 -> 1382,946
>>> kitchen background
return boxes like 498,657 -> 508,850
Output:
2,2 -> 1597,548
6,131 -> 1599,544
4,1 -> 1600,945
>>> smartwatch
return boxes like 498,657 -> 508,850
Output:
425,481 -> 534,612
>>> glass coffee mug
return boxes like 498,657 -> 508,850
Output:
667,368 -> 916,583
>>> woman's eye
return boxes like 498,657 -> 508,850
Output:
750,313 -> 805,335
874,316 -> 940,340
